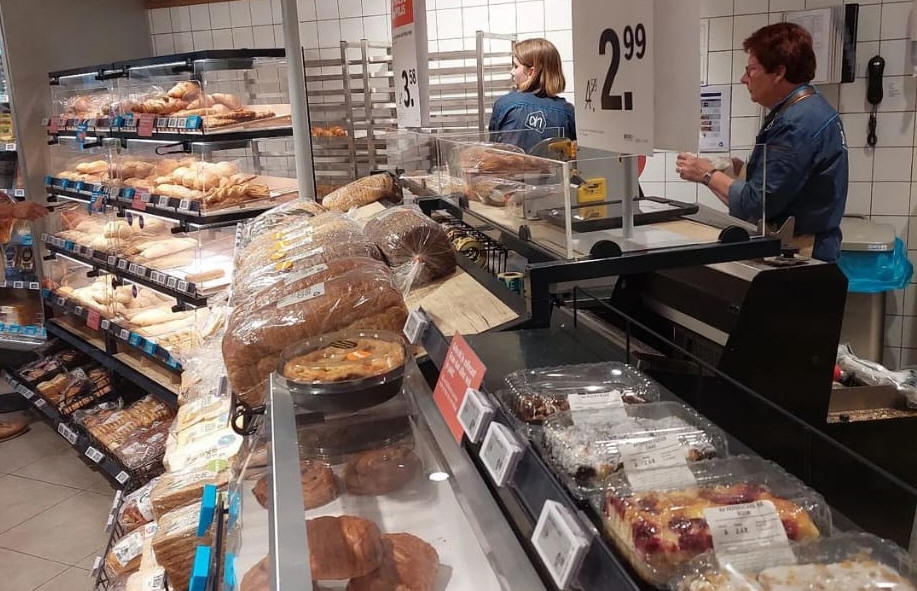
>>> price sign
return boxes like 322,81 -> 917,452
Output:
86,309 -> 101,331
157,195 -> 170,208
619,433 -> 689,472
17,384 -> 34,400
85,446 -> 104,463
573,0 -> 700,153
33,397 -> 46,408
178,199 -> 191,211
57,423 -> 78,445
167,117 -> 178,128
704,500 -> 798,572
391,0 -> 428,127
432,334 -> 486,442
167,277 -> 177,289
177,279 -> 189,293
155,117 -> 168,128
73,305 -> 83,317
29,282 -> 39,290
115,471 -> 130,485
531,500 -> 591,589
12,280 -> 23,289
128,263 -> 139,275
117,259 -> 128,271
479,421 -> 523,486
137,113 -> 156,137
457,387 -> 495,444
100,319 -> 110,331
132,188 -> 149,211
403,308 -> 428,344
119,328 -> 130,341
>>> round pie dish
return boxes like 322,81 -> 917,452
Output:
278,329 -> 409,413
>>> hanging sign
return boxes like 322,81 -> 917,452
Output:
391,0 -> 429,127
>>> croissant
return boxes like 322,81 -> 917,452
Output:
186,94 -> 216,109
203,184 -> 246,205
75,160 -> 108,175
210,93 -> 242,110
167,81 -> 200,100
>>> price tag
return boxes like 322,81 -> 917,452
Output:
167,117 -> 178,128
86,309 -> 101,331
619,434 -> 689,472
131,189 -> 148,211
73,305 -> 83,317
12,280 -> 23,289
626,462 -> 697,493
177,279 -> 189,293
531,500 -> 591,589
178,199 -> 191,211
128,263 -> 138,274
85,446 -> 104,463
157,195 -> 170,208
149,271 -> 162,284
100,319 -> 110,331
186,115 -> 202,129
567,390 -> 627,412
85,247 -> 94,259
28,282 -> 39,290
33,397 -> 46,408
137,113 -> 155,137
175,117 -> 188,129
155,117 -> 168,128
704,500 -> 798,573
457,387 -> 494,444
135,265 -> 146,276
17,384 -> 34,400
479,421 -> 523,487
4,143 -> 14,152
90,556 -> 103,579
115,471 -> 130,485
106,255 -> 116,266
55,295 -> 65,307
117,258 -> 128,271
57,423 -> 78,445
119,328 -> 130,341
13,188 -> 24,198
166,276 -> 177,289
403,308 -> 428,344
433,334 -> 486,442
391,0 -> 427,127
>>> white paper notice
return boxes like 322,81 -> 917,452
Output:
699,85 -> 731,152
626,463 -> 697,492
566,390 -> 625,411
704,500 -> 798,572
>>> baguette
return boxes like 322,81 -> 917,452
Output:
322,173 -> 397,211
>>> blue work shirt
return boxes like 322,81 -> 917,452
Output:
728,84 -> 848,262
488,90 -> 576,152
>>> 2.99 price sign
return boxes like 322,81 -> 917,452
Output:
574,0 -> 653,153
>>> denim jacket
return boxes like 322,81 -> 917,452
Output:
728,85 -> 848,262
488,90 -> 576,152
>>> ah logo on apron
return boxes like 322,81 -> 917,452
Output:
525,110 -> 546,133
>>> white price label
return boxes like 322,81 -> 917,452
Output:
91,556 -> 102,578
105,513 -> 114,532
166,277 -> 177,289
56,296 -> 65,307
167,117 -> 178,128
12,189 -> 24,198
278,282 -> 325,308
619,434 -> 688,472
567,390 -> 625,411
457,387 -> 494,444
479,421 -> 523,487
178,199 -> 191,211
85,247 -> 94,258
100,319 -> 110,331
136,265 -> 146,275
57,423 -> 78,445
150,271 -> 161,284
115,471 -> 130,485
34,397 -> 46,408
5,143 -> 15,151
704,500 -> 798,573
107,255 -> 116,266
85,446 -> 104,463
403,308 -> 428,344
28,282 -> 39,290
128,263 -> 138,274
17,384 -> 34,399
573,2 -> 653,153
177,279 -> 189,293
155,117 -> 168,128
73,306 -> 83,316
157,195 -> 170,208
117,259 -> 128,270
626,462 -> 697,493
119,329 -> 130,340
12,281 -> 23,289
531,500 -> 591,589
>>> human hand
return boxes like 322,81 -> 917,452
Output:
11,201 -> 48,220
675,152 -> 715,183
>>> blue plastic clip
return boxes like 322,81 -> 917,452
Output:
186,115 -> 202,129
224,552 -> 237,588
188,545 -> 211,591
128,333 -> 142,347
197,484 -> 218,536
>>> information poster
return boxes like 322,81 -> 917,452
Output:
699,85 -> 730,152
392,0 -> 429,127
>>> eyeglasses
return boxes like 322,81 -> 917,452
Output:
744,64 -> 761,77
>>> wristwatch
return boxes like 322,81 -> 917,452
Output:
702,170 -> 715,186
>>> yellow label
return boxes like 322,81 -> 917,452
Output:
270,250 -> 286,261
274,260 -> 292,272
577,178 -> 607,220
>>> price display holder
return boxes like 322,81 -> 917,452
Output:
531,500 -> 591,589
457,387 -> 494,444
479,421 -> 523,487
572,0 -> 700,154
432,333 -> 486,442
403,308 -> 429,345
704,500 -> 798,572
391,0 -> 429,127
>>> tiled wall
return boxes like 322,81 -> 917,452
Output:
147,0 -> 915,367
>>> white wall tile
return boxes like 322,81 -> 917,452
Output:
426,10 -> 438,39
901,347 -> 917,368
152,33 -> 175,55
733,14 -> 769,49
210,3 -> 232,28
189,4 -> 211,30
769,0 -> 805,10
839,78 -> 867,113
250,0 -> 273,25
872,181 -> 911,215
846,181 -> 872,215
701,0 -> 733,17
317,18 -> 342,46
340,16 -> 364,41
880,39 -> 908,76
438,0 -> 461,7
488,3 -> 516,35
880,1 -> 912,40
299,21 -> 319,48
212,28 -> 234,49
708,17 -> 733,52
271,0 -> 283,23
872,215 -> 910,242
297,0 -> 318,21
544,28 -> 572,62
855,42 -> 880,77
876,111 -> 916,147
731,83 -> 761,117
192,30 -> 214,50
734,0 -> 769,15
707,51 -> 733,85
316,0 -> 340,20
698,185 -> 729,211
170,6 -> 192,32
173,31 -> 193,52
849,147 -> 875,181
640,181 -> 666,196
903,284 -> 917,315
544,0 -> 571,31
461,6 -> 488,37
879,77 -> 917,113
464,0 -> 487,6
339,0 -> 363,19
885,314 -> 904,347
883,347 -> 901,370
667,182 -> 700,203
364,0 -> 388,16
274,24 -> 284,45
437,8 -> 463,38
874,146 -> 913,180
731,116 -> 760,148
819,83 -> 839,110
857,4 -> 881,42
230,0 -> 253,26
733,49 -> 749,83
150,7 -> 172,34
842,113 -> 870,148
642,153 -> 667,182
253,24 -> 276,47
517,1 -> 545,34
364,15 -> 390,41
232,26 -> 255,48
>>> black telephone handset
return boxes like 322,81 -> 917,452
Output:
867,55 -> 885,147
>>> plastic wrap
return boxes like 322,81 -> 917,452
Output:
592,456 -> 831,586
321,172 -> 400,212
105,528 -> 145,579
118,477 -> 160,533
463,177 -> 530,207
164,428 -> 243,472
363,205 -> 457,294
672,533 -> 917,590
222,261 -> 408,405
17,349 -> 84,383
150,461 -> 231,519
58,367 -> 112,415
837,344 -> 917,408
114,420 -> 169,470
502,361 -> 661,427
536,402 -> 727,498
455,143 -> 553,177
83,395 -> 174,451
239,196 -> 327,249
151,500 -> 215,591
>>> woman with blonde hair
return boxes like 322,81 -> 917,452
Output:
488,38 -> 575,152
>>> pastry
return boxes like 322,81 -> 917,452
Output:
364,206 -> 456,286
676,560 -> 917,591
211,92 -> 242,110
307,515 -> 383,579
347,533 -> 439,591
322,173 -> 398,211
283,337 -> 405,383
252,460 -> 338,510
241,556 -> 270,591
344,446 -> 420,496
167,81 -> 200,100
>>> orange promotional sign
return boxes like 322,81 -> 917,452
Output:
392,0 -> 414,28
433,334 -> 486,442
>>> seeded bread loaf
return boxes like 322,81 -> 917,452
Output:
363,206 -> 456,287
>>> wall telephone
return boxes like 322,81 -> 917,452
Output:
867,55 -> 885,147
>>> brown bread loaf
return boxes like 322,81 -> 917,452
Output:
363,206 -> 456,286
322,173 -> 397,211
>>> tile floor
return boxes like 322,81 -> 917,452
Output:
0,411 -> 117,591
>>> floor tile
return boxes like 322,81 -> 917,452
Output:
0,490 -> 112,565
0,547 -> 67,590
76,549 -> 103,570
35,566 -> 91,591
14,446 -> 114,493
0,419 -> 70,474
0,474 -> 78,534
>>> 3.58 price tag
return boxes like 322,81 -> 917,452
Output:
703,500 -> 798,572
457,387 -> 494,444
479,421 -> 523,487
531,500 -> 591,589
391,0 -> 427,127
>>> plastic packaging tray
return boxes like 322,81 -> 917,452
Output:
500,361 -> 661,429
589,456 -> 832,587
534,401 -> 728,499
670,532 -> 917,590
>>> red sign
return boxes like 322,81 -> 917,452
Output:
433,333 -> 486,442
137,113 -> 156,137
49,117 -> 60,134
86,309 -> 101,331
392,0 -> 413,28
131,189 -> 149,211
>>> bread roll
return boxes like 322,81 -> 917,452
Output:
210,93 -> 242,110
344,446 -> 421,496
252,460 -> 338,510
308,516 -> 383,580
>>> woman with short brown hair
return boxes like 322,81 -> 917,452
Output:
488,38 -> 575,152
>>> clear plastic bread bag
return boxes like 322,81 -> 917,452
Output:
237,196 -> 327,249
151,500 -> 216,591
118,476 -> 161,533
222,260 -> 408,405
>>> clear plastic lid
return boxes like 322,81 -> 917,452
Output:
591,456 -> 832,587
502,361 -> 661,426
671,532 -> 916,590
536,402 -> 728,498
